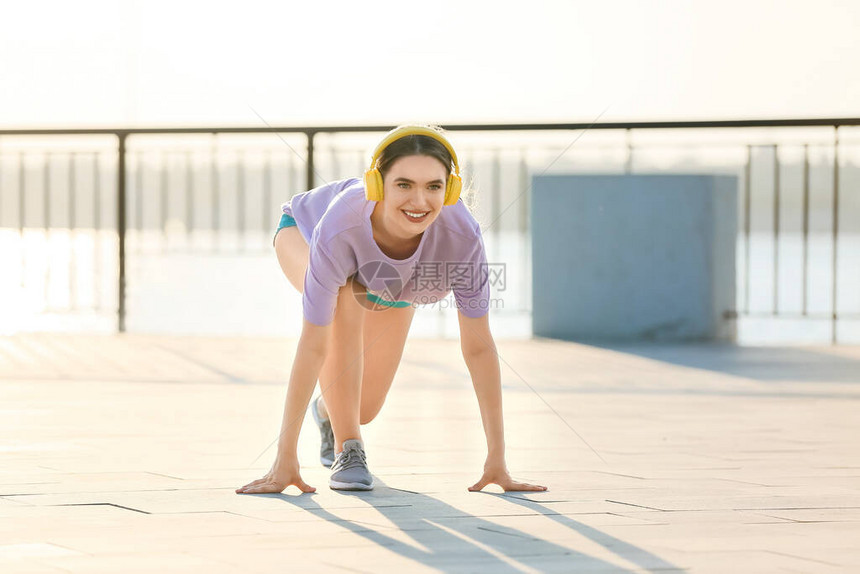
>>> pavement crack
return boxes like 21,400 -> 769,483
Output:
386,487 -> 422,495
150,343 -> 247,384
592,471 -> 647,480
476,525 -> 536,540
501,494 -> 568,503
763,550 -> 842,567
145,471 -> 184,480
52,502 -> 150,514
606,499 -> 665,511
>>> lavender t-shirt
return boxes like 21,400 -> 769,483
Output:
282,178 -> 491,326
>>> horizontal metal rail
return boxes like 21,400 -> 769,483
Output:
0,118 -> 856,341
3,117 -> 860,136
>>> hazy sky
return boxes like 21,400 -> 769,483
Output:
2,0 -> 858,127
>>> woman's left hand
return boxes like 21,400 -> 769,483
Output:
468,460 -> 547,492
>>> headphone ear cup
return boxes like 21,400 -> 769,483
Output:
444,174 -> 462,205
364,169 -> 384,201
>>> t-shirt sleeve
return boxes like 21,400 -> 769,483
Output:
451,228 -> 491,318
280,178 -> 361,242
302,228 -> 350,326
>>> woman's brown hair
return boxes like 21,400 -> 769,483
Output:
375,130 -> 454,179
374,125 -> 479,218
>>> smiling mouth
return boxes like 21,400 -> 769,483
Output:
402,210 -> 429,222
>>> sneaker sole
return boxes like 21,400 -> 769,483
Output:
330,479 -> 374,491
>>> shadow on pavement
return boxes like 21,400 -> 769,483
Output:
586,341 -> 860,385
261,479 -> 681,573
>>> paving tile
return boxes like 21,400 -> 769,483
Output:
0,542 -> 85,559
0,559 -> 70,574
748,507 -> 860,522
1,335 -> 859,573
609,509 -> 791,525
38,551 -> 245,574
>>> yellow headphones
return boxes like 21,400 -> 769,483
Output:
364,125 -> 462,205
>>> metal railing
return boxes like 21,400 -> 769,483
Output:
1,118 -> 858,341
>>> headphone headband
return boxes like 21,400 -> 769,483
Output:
364,125 -> 463,206
369,126 -> 460,176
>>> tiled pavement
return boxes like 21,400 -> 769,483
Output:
1,334 -> 858,573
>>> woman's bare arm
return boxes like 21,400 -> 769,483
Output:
236,319 -> 331,494
276,319 -> 331,455
458,311 -> 547,492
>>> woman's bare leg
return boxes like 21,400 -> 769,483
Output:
317,303 -> 415,425
275,226 -> 369,452
318,278 -> 367,452
358,305 -> 415,424
274,226 -> 309,293
274,225 -> 412,448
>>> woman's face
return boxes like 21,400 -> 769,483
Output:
379,154 -> 448,238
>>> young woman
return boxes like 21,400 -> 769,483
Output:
236,125 -> 546,494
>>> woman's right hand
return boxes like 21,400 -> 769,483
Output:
235,458 -> 316,495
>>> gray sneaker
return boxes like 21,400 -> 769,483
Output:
329,439 -> 374,491
310,396 -> 335,467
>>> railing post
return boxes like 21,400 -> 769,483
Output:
211,133 -> 220,252
743,145 -> 752,316
773,144 -> 780,315
117,132 -> 127,333
306,130 -> 316,190
18,152 -> 26,288
492,149 -> 501,259
43,154 -> 51,306
801,144 -> 809,316
69,153 -> 77,310
625,128 -> 633,174
93,153 -> 103,310
832,126 -> 840,344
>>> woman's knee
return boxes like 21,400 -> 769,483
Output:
359,407 -> 380,426
327,280 -> 367,356
274,226 -> 309,293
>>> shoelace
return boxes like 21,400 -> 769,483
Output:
334,446 -> 367,471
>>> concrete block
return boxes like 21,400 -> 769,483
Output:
532,175 -> 738,342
